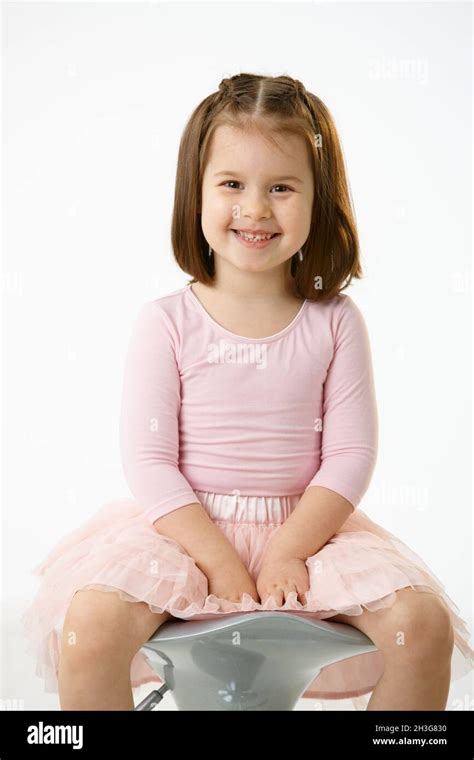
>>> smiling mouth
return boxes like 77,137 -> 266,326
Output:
231,230 -> 281,241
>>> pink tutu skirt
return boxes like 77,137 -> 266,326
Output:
21,490 -> 473,706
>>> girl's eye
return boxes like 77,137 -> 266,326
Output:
222,181 -> 291,193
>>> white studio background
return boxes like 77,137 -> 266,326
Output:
2,1 -> 472,710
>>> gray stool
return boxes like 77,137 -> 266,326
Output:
134,611 -> 377,711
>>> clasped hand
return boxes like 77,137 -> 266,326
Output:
256,552 -> 310,606
207,551 -> 310,608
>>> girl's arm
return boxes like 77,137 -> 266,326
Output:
257,486 -> 353,561
119,300 -> 201,525
119,300 -> 250,580
265,295 -> 379,560
152,502 -> 252,581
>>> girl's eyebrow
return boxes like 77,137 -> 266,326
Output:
213,170 -> 303,184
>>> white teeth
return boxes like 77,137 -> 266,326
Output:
236,231 -> 274,241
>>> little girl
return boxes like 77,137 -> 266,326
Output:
22,73 -> 473,711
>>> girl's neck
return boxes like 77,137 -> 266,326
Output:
205,265 -> 300,304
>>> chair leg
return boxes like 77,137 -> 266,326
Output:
134,684 -> 170,711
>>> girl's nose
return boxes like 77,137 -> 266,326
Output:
241,190 -> 271,221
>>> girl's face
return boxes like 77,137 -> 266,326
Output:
201,125 -> 314,278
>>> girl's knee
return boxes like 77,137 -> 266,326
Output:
59,589 -> 137,666
59,588 -> 173,667
386,590 -> 454,661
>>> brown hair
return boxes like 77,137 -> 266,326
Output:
171,72 -> 363,302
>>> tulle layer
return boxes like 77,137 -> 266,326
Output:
21,491 -> 473,706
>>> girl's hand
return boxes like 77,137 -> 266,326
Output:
207,560 -> 260,606
256,553 -> 310,606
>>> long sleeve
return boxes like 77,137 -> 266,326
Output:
304,296 -> 378,509
119,300 -> 201,525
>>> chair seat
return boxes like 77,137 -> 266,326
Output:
138,612 -> 377,711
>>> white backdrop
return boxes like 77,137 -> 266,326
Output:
3,1 -> 472,709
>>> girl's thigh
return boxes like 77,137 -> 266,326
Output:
60,588 -> 174,661
330,587 -> 453,657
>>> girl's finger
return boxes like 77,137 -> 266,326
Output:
297,588 -> 308,605
271,588 -> 284,606
296,580 -> 310,603
260,588 -> 280,606
283,583 -> 298,603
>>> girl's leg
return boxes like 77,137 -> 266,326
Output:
331,588 -> 455,710
58,589 -> 173,710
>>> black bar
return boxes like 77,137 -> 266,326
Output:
0,709 -> 472,757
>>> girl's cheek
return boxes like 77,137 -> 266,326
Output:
211,192 -> 234,211
202,195 -> 232,222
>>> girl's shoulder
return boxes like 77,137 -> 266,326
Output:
138,285 -> 190,320
306,292 -> 371,342
305,291 -> 351,320
150,284 -> 190,309
128,286 -> 190,346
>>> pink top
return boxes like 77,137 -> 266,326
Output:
119,283 -> 378,525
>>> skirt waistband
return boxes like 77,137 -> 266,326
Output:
194,490 -> 303,525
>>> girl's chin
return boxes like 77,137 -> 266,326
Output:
227,255 -> 278,273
